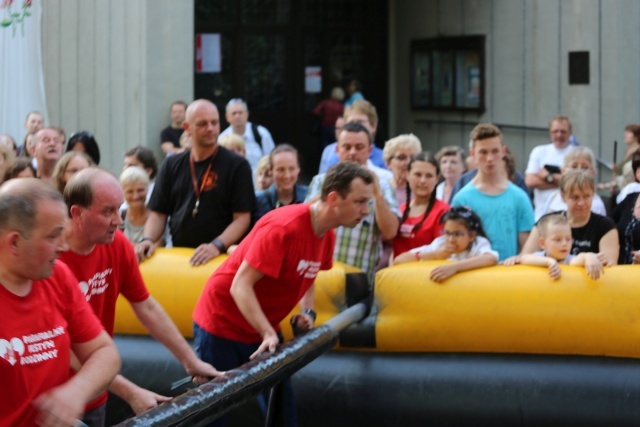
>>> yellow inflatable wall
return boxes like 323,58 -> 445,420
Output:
376,261 -> 640,358
115,249 -> 640,359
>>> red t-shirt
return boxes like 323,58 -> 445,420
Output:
194,203 -> 335,343
0,262 -> 104,427
392,199 -> 450,256
59,230 -> 150,409
59,230 -> 150,336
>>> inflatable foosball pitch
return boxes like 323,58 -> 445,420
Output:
109,249 -> 640,426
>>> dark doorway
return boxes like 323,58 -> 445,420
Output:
194,0 -> 389,182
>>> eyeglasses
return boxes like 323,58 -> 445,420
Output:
392,154 -> 410,162
349,119 -> 370,126
442,230 -> 469,239
567,163 -> 592,170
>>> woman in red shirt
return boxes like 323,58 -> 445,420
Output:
393,152 -> 450,257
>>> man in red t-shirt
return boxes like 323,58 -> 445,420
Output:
0,178 -> 120,427
60,168 -> 223,424
193,162 -> 374,426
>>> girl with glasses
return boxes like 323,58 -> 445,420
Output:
393,207 -> 498,282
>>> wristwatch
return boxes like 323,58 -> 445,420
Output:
545,174 -> 554,184
211,238 -> 226,253
137,237 -> 152,244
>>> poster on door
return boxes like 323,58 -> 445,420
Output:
196,33 -> 221,73
305,66 -> 322,93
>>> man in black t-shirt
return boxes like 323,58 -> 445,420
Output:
160,101 -> 187,156
139,99 -> 256,266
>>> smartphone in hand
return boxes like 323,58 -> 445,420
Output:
543,164 -> 562,174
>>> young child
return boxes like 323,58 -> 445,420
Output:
393,207 -> 499,282
503,213 -> 604,280
218,133 -> 246,157
254,155 -> 273,191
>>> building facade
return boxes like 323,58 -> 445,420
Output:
37,0 -> 640,180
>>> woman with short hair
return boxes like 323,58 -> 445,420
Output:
382,134 -> 422,206
435,146 -> 466,203
119,166 -> 153,244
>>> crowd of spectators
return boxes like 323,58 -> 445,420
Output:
3,102 -> 639,274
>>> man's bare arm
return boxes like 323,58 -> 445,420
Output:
136,211 -> 168,261
229,261 -> 278,359
131,297 -> 224,381
371,176 -> 399,240
525,170 -> 560,190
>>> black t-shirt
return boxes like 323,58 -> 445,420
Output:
148,147 -> 256,247
160,126 -> 184,148
611,192 -> 640,264
570,213 -> 616,255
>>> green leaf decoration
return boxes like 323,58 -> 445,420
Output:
0,20 -> 12,27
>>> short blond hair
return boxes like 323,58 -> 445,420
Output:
218,133 -> 245,154
382,134 -> 421,164
537,213 -> 569,238
345,99 -> 378,127
563,146 -> 595,168
119,166 -> 149,189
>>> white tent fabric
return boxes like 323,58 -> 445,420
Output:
0,0 -> 48,148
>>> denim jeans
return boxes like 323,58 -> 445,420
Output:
193,323 -> 298,427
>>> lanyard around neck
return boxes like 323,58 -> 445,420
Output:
189,147 -> 218,217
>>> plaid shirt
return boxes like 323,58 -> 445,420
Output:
306,170 -> 399,284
